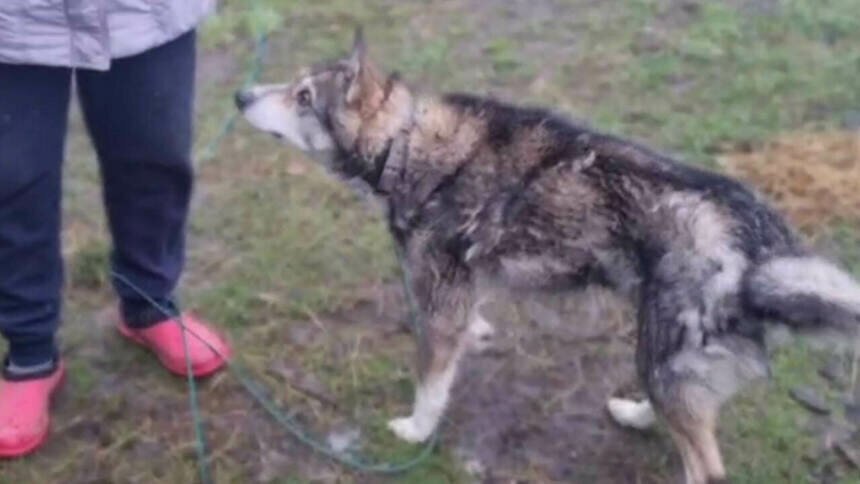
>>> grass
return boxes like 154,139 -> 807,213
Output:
595,0 -> 860,165
0,0 -> 857,482
833,223 -> 860,276
724,344 -> 830,484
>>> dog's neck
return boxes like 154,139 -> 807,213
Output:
335,82 -> 416,194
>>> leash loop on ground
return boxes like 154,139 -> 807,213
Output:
112,257 -> 438,480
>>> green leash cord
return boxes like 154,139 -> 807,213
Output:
112,252 -> 438,481
197,5 -> 270,162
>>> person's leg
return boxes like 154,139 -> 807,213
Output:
75,32 -> 195,328
0,63 -> 71,370
76,32 -> 230,377
0,62 -> 70,458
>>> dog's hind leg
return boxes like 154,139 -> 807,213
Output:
668,424 -> 708,484
608,390 -> 721,481
388,263 -> 475,443
645,337 -> 767,483
657,386 -> 725,484
635,251 -> 771,483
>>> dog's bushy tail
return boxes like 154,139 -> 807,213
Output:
745,256 -> 860,331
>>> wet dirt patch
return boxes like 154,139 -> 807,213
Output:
220,284 -> 679,482
445,291 -> 674,483
719,130 -> 860,234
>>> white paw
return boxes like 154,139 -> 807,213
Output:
387,416 -> 432,443
607,397 -> 656,430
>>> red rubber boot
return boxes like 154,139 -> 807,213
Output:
0,361 -> 65,458
118,312 -> 231,378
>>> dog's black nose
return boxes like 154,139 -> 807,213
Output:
234,89 -> 254,110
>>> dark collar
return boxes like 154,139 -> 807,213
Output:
369,109 -> 414,196
374,130 -> 410,195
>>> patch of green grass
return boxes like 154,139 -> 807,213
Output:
485,38 -> 521,77
67,241 -> 110,290
596,0 -> 860,165
66,358 -> 98,396
200,0 -> 284,49
399,38 -> 452,79
723,342 -> 855,483
273,478 -> 310,484
361,415 -> 468,484
188,164 -> 396,327
831,222 -> 860,277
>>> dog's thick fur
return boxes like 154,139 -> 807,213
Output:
236,30 -> 860,483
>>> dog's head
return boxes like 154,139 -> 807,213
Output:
235,28 -> 412,181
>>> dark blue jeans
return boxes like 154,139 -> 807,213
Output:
0,32 -> 196,366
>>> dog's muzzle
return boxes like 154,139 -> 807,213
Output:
234,89 -> 255,111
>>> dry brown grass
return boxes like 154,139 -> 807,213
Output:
719,130 -> 860,235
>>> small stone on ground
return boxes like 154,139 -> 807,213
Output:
790,386 -> 831,414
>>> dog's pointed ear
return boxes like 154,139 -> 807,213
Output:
344,26 -> 380,105
347,27 -> 366,73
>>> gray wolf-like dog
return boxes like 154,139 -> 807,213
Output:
235,29 -> 860,483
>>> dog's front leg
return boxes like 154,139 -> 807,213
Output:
388,262 -> 473,443
387,334 -> 466,443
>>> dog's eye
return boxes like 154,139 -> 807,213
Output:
296,89 -> 312,107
